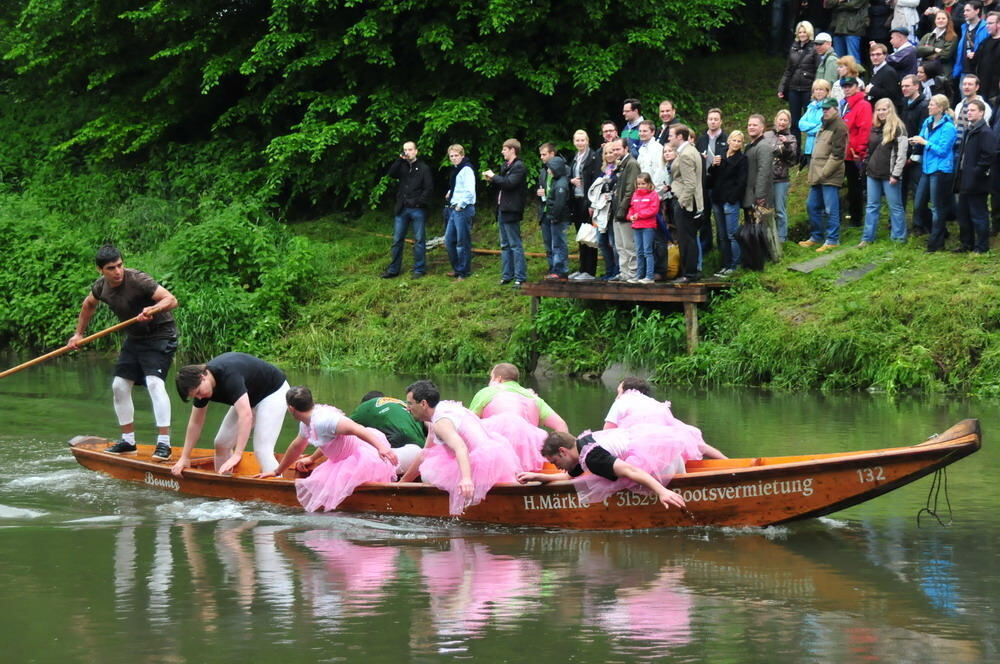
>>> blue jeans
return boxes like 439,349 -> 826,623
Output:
923,173 -> 952,251
863,177 -> 906,243
598,228 -> 618,277
833,35 -> 861,64
774,181 -> 790,241
498,213 -> 527,282
957,192 -> 989,252
633,227 -> 655,280
807,185 -> 841,245
445,205 -> 474,276
712,202 -> 730,269
723,202 -> 742,269
387,207 -> 426,275
540,218 -> 569,276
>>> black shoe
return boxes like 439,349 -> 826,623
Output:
106,440 -> 137,454
951,246 -> 971,253
411,272 -> 425,279
670,276 -> 690,284
380,271 -> 399,279
152,442 -> 172,461
513,281 -> 523,287
500,278 -> 512,285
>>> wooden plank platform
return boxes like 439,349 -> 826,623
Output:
520,279 -> 731,360
520,280 -> 721,303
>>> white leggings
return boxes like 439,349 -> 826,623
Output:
213,381 -> 289,474
112,376 -> 171,429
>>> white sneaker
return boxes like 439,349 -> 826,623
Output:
568,271 -> 580,279
626,278 -> 641,284
638,278 -> 654,284
574,273 -> 596,281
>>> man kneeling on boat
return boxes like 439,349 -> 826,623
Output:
256,386 -> 402,512
517,429 -> 691,511
467,363 -> 569,432
171,352 -> 290,476
401,380 -> 522,515
604,377 -> 727,460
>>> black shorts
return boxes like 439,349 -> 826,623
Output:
114,336 -> 178,386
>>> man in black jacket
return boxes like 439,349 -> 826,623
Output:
866,43 -> 902,111
900,75 -> 930,231
484,139 -> 528,286
954,99 -> 996,252
382,141 -> 434,278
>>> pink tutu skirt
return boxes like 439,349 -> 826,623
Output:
572,424 -> 692,506
419,435 -> 519,515
295,428 -> 396,512
480,412 -> 547,472
480,390 -> 540,425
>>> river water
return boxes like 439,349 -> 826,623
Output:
1,357 -> 997,663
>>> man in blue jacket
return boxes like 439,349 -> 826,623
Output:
953,1 -> 989,81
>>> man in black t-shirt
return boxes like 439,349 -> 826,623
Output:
68,245 -> 179,460
171,352 -> 290,476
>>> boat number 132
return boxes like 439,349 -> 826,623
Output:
856,466 -> 886,483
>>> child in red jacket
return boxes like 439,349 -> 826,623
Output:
627,172 -> 659,284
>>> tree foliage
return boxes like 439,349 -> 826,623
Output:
1,0 -> 744,211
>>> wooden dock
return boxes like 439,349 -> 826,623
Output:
520,279 -> 729,355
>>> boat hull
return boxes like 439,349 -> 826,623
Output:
69,419 -> 981,529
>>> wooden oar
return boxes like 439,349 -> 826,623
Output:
0,315 -> 142,380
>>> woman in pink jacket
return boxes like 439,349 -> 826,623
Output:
626,172 -> 660,284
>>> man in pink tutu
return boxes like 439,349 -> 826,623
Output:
257,386 -> 399,512
468,363 -> 568,432
517,430 -> 687,511
604,377 -> 727,460
401,380 -> 520,515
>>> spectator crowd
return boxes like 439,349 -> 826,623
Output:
382,2 -> 1000,285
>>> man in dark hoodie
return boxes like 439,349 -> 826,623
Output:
382,141 -> 434,278
536,143 -> 571,279
954,99 -> 996,252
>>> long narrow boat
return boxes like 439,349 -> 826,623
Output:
69,419 -> 981,529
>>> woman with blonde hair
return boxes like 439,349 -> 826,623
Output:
770,109 -> 798,243
778,21 -> 818,139
831,55 -> 866,102
909,94 -> 957,252
859,99 -> 909,247
798,78 -> 833,167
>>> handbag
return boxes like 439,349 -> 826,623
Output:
575,221 -> 599,248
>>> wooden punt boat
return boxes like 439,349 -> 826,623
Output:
69,419 -> 981,529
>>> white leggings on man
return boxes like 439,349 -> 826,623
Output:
113,376 -> 171,428
213,381 -> 289,474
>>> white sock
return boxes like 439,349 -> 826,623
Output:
157,434 -> 170,445
122,432 -> 136,444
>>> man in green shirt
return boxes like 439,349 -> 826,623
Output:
350,391 -> 427,447
468,364 -> 569,432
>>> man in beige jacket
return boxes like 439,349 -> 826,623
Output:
669,124 -> 704,283
800,99 -> 848,251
